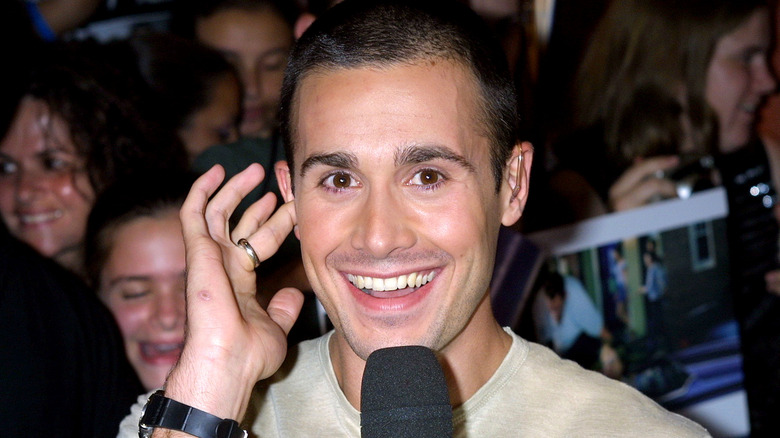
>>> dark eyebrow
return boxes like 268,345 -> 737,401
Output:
395,144 -> 476,173
299,151 -> 358,178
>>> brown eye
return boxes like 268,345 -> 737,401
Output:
332,172 -> 352,188
410,168 -> 443,187
419,170 -> 439,185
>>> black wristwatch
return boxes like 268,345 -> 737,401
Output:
138,390 -> 248,438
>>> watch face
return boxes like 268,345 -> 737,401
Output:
138,423 -> 153,438
139,390 -> 163,438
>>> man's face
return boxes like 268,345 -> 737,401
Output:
279,61 -> 524,360
196,8 -> 292,139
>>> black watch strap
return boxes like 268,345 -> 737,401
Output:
139,390 -> 247,438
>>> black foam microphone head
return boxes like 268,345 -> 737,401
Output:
360,346 -> 453,438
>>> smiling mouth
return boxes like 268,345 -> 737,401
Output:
18,210 -> 63,225
347,270 -> 435,296
140,341 -> 184,362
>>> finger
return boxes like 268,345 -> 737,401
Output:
180,165 -> 229,281
229,191 -> 277,273
239,201 -> 297,263
611,177 -> 678,211
204,163 -> 266,244
228,199 -> 297,274
179,166 -> 247,329
231,191 -> 279,247
266,287 -> 305,335
610,156 -> 679,201
180,165 -> 226,245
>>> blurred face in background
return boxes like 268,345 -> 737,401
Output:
196,7 -> 293,139
98,210 -> 186,390
705,8 -> 776,153
178,72 -> 241,160
0,97 -> 94,271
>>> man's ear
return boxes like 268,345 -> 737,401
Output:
274,160 -> 295,203
500,141 -> 534,227
275,160 -> 300,239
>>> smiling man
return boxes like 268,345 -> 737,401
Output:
119,1 -> 709,437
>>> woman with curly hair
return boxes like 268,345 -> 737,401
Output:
0,40 -> 187,277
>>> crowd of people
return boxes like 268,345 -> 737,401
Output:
2,0 -> 780,436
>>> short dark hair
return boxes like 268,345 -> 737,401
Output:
279,0 -> 519,192
541,270 -> 565,300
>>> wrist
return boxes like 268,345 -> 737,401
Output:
140,390 -> 247,438
164,350 -> 255,421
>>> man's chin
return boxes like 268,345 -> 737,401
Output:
339,326 -> 440,362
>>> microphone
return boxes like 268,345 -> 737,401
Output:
360,346 -> 453,438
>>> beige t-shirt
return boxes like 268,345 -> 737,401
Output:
118,329 -> 710,437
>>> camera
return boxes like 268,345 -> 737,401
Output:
662,154 -> 718,199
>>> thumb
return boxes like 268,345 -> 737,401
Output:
267,288 -> 306,335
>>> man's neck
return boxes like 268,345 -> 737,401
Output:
328,295 -> 513,410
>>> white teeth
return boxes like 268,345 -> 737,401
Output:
348,270 -> 435,292
154,343 -> 183,353
19,210 -> 63,224
141,342 -> 184,356
407,272 -> 417,287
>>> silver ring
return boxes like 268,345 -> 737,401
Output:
236,238 -> 260,268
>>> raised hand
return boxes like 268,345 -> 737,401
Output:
608,155 -> 680,212
164,164 -> 304,423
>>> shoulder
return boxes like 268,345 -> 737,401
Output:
563,275 -> 588,296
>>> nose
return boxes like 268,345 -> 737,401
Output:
754,56 -> 777,96
153,288 -> 185,331
351,186 -> 416,259
240,65 -> 260,100
15,168 -> 44,203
